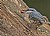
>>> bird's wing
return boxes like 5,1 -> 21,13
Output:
34,11 -> 43,19
30,11 -> 44,20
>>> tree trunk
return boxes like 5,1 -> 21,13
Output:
0,0 -> 50,36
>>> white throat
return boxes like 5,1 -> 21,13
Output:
26,11 -> 33,13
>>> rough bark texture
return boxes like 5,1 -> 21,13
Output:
0,0 -> 50,36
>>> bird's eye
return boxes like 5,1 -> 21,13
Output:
31,10 -> 34,11
27,9 -> 34,11
26,9 -> 29,11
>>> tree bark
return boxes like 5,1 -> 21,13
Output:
0,0 -> 50,36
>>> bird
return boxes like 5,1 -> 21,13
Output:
21,8 -> 47,24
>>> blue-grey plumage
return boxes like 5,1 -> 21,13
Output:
25,8 -> 46,24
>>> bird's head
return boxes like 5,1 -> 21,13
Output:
21,8 -> 36,14
27,8 -> 36,11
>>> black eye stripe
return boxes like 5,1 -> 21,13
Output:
26,9 -> 29,11
27,9 -> 34,11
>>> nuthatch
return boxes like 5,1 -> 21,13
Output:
21,8 -> 48,24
